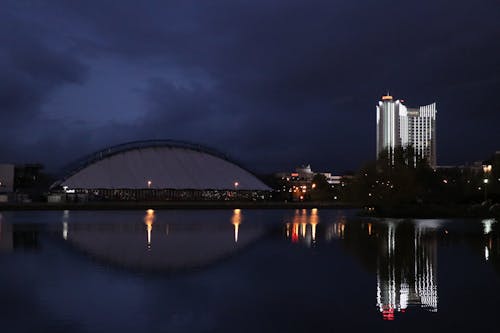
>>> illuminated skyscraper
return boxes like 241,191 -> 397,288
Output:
376,95 -> 404,162
376,95 -> 437,167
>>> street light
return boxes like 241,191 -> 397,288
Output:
483,164 -> 492,202
233,181 -> 239,200
147,180 -> 152,188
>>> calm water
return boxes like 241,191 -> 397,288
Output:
0,209 -> 498,332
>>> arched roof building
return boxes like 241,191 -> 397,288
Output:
55,140 -> 270,191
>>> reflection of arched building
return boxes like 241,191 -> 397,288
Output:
56,210 -> 266,272
376,221 -> 438,320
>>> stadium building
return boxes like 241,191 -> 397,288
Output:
50,140 -> 271,201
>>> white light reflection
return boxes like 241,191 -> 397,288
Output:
62,210 -> 69,240
63,222 -> 68,240
482,219 -> 496,235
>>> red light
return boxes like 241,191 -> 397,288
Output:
382,307 -> 395,321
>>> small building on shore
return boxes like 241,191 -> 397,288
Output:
274,164 -> 345,201
0,164 -> 14,202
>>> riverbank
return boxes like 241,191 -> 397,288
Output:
363,203 -> 500,219
2,201 -> 498,219
0,201 -> 358,211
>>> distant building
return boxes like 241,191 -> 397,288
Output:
275,164 -> 336,184
376,94 -> 437,167
14,164 -> 44,189
0,164 -> 15,194
274,164 -> 341,201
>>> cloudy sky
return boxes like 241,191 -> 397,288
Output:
1,0 -> 499,173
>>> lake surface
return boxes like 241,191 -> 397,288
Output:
0,209 -> 498,332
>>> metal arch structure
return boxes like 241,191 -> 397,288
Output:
52,139 -> 270,191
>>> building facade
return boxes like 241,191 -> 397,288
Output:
376,95 -> 437,167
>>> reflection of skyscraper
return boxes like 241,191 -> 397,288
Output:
376,222 -> 438,320
413,225 -> 438,311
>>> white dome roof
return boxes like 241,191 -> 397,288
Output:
59,142 -> 270,191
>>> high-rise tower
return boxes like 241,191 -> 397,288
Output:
376,94 -> 405,162
376,94 -> 437,167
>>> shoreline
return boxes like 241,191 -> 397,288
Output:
0,201 -> 358,211
361,203 -> 500,219
0,202 -> 498,219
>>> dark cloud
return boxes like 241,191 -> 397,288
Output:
0,0 -> 499,173
0,9 -> 88,160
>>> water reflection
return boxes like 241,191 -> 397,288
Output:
482,219 -> 497,262
285,209 -> 320,246
62,210 -> 69,240
283,212 -> 499,320
0,217 -> 40,252
52,209 -> 266,272
376,221 -> 438,320
232,209 -> 242,243
144,209 -> 155,249
0,210 -> 499,326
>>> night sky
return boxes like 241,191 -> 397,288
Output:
1,0 -> 499,174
